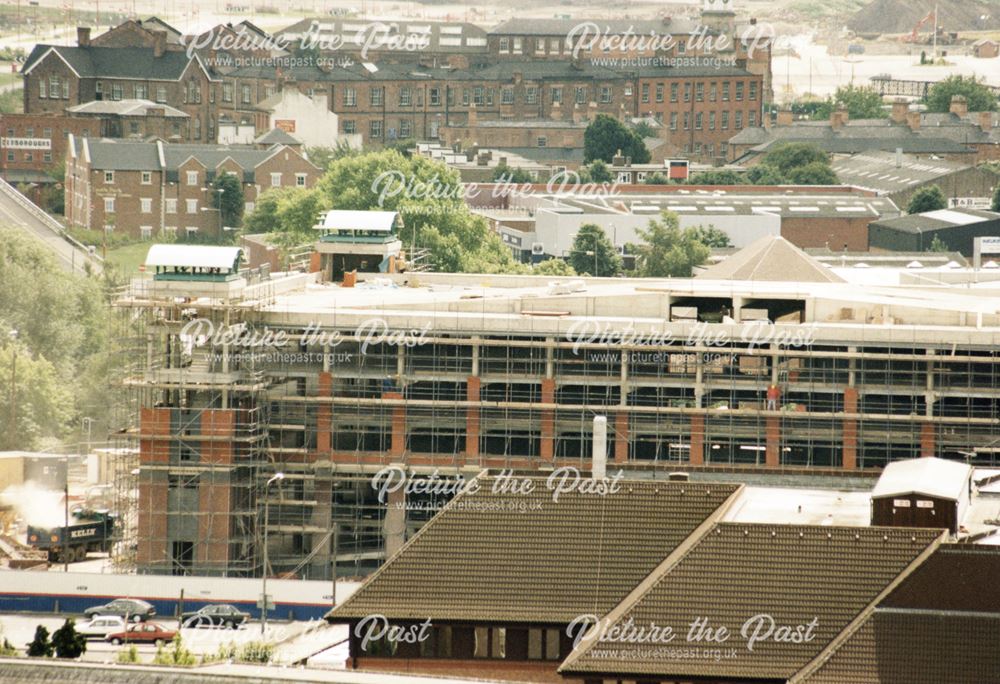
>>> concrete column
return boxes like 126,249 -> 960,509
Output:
690,414 -> 705,465
842,386 -> 858,470
383,468 -> 406,559
694,361 -> 705,407
619,348 -> 629,407
384,391 -> 405,458
466,376 -> 480,459
921,423 -> 936,458
317,371 -> 332,453
396,345 -> 406,389
540,378 -> 556,461
765,415 -> 781,467
614,411 -> 629,464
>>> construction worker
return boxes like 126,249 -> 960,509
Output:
766,384 -> 780,411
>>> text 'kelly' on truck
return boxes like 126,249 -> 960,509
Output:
26,509 -> 116,563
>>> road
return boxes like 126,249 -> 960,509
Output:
0,179 -> 101,275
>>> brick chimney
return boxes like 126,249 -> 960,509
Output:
776,110 -> 793,126
77,27 -> 91,47
906,110 -> 921,131
980,110 -> 993,132
153,30 -> 167,58
949,95 -> 968,118
890,98 -> 908,124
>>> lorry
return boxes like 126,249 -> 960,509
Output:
26,509 -> 115,563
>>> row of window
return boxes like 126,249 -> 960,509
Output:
666,109 -> 758,132
6,150 -> 53,163
38,76 -> 70,100
641,80 -> 758,104
99,169 -> 306,187
497,35 -> 702,57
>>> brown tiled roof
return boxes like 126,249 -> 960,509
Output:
880,544 -> 1000,612
327,476 -> 741,623
560,524 -> 944,681
792,609 -> 1000,684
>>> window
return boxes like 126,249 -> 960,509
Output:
166,199 -> 177,214
601,86 -> 612,104
5,151 -> 12,162
655,83 -> 664,103
721,111 -> 729,129
156,86 -> 166,103
295,173 -> 307,187
343,120 -> 356,134
550,38 -> 560,53
141,198 -> 152,213
696,83 -> 704,102
95,82 -> 103,99
537,136 -> 546,147
104,197 -> 115,213
244,201 -> 255,214
429,88 -> 440,106
551,87 -> 562,104
684,83 -> 692,102
400,87 -> 411,106
512,38 -> 522,54
104,171 -> 114,183
709,111 -> 716,130
186,171 -> 198,186
340,87 -> 356,107
501,88 -> 514,105
461,88 -> 470,106
222,83 -> 233,102
62,82 -> 69,99
641,83 -> 649,103
49,76 -> 58,98
242,84 -> 251,104
749,81 -> 759,101
722,81 -> 730,101
499,37 -> 510,53
736,82 -> 744,101
695,112 -> 703,130
710,82 -> 717,101
140,226 -> 152,239
186,199 -> 198,213
399,119 -> 412,138
473,87 -> 484,106
370,120 -> 382,138
749,110 -> 757,127
39,80 -> 47,98
683,112 -> 690,130
193,117 -> 201,140
535,38 -> 545,54
669,112 -> 678,130
735,111 -> 743,129
43,127 -> 51,138
111,84 -> 122,100
135,84 -> 147,99
185,226 -> 198,236
43,151 -> 52,163
370,88 -> 383,107
670,82 -> 678,103
575,87 -> 586,104
678,40 -> 686,54
270,172 -> 282,187
526,87 -> 538,105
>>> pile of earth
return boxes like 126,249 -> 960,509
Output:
847,0 -> 1000,33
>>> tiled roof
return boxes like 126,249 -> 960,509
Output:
23,44 -> 200,80
870,209 -> 1000,235
254,128 -> 301,145
74,138 -> 310,174
328,475 -> 742,624
560,524 -> 943,680
880,544 -> 1000,613
65,99 -> 189,118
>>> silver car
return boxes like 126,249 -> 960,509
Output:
77,615 -> 126,640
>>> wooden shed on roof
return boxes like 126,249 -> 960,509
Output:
871,457 -> 973,534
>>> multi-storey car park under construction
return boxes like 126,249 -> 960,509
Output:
110,236 -> 1000,580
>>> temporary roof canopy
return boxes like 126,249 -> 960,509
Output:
871,457 -> 972,501
313,210 -> 399,232
145,244 -> 243,271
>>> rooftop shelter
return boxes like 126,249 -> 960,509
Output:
146,244 -> 244,282
312,210 -> 403,281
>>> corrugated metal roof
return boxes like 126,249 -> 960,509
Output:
145,244 -> 243,270
871,457 -> 972,501
316,210 -> 398,232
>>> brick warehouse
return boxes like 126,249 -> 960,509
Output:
65,137 -> 320,238
117,237 -> 1000,578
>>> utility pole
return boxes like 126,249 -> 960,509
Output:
8,330 -> 17,450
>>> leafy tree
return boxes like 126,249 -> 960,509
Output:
583,114 -> 650,164
760,143 -> 830,175
634,211 -> 711,277
688,225 -> 732,248
586,160 -> 613,183
51,619 -> 86,659
786,161 -> 839,185
533,258 -> 577,276
568,224 -> 622,277
811,85 -> 887,120
927,235 -> 949,252
907,185 -> 947,214
991,184 -> 1000,212
211,173 -> 244,235
745,164 -> 785,185
492,163 -> 535,183
644,172 -> 670,185
306,142 -> 357,171
689,169 -> 746,185
242,188 -> 286,235
925,76 -> 998,113
26,625 -> 53,657
632,120 -> 658,139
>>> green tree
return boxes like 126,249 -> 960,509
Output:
242,188 -> 286,235
568,224 -> 622,277
907,185 -> 947,214
586,160 -> 613,183
634,211 -> 711,277
927,235 -> 949,252
533,258 -> 577,276
306,142 -> 357,172
746,164 -> 785,185
760,143 -> 830,175
644,172 -> 670,185
51,619 -> 86,659
632,120 -> 658,139
583,114 -> 650,164
212,172 -> 245,233
689,169 -> 745,185
492,163 -> 534,183
786,161 -> 839,185
811,85 -> 887,120
925,76 -> 998,113
688,225 -> 732,248
26,625 -> 53,657
991,183 -> 1000,212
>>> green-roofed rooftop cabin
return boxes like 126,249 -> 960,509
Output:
313,210 -> 403,281
145,244 -> 244,282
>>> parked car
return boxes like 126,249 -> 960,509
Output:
84,598 -> 155,622
105,622 -> 176,646
181,604 -> 250,629
77,615 -> 126,640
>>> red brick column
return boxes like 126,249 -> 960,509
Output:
689,414 -> 705,465
920,422 -> 935,458
540,378 -> 556,461
842,387 -> 858,470
765,416 -> 781,467
615,411 -> 629,464
317,372 -> 332,453
384,391 -> 405,458
466,376 -> 480,459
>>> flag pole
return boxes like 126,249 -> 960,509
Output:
932,4 -> 938,61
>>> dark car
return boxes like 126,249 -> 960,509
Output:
181,604 -> 250,629
105,621 -> 176,646
84,598 -> 155,623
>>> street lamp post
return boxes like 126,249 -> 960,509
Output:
7,329 -> 17,449
261,472 -> 284,635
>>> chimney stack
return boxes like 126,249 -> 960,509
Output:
949,95 -> 968,118
890,98 -> 909,124
592,416 -> 607,480
906,110 -> 921,131
612,149 -> 626,165
77,27 -> 91,47
153,30 -> 167,58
